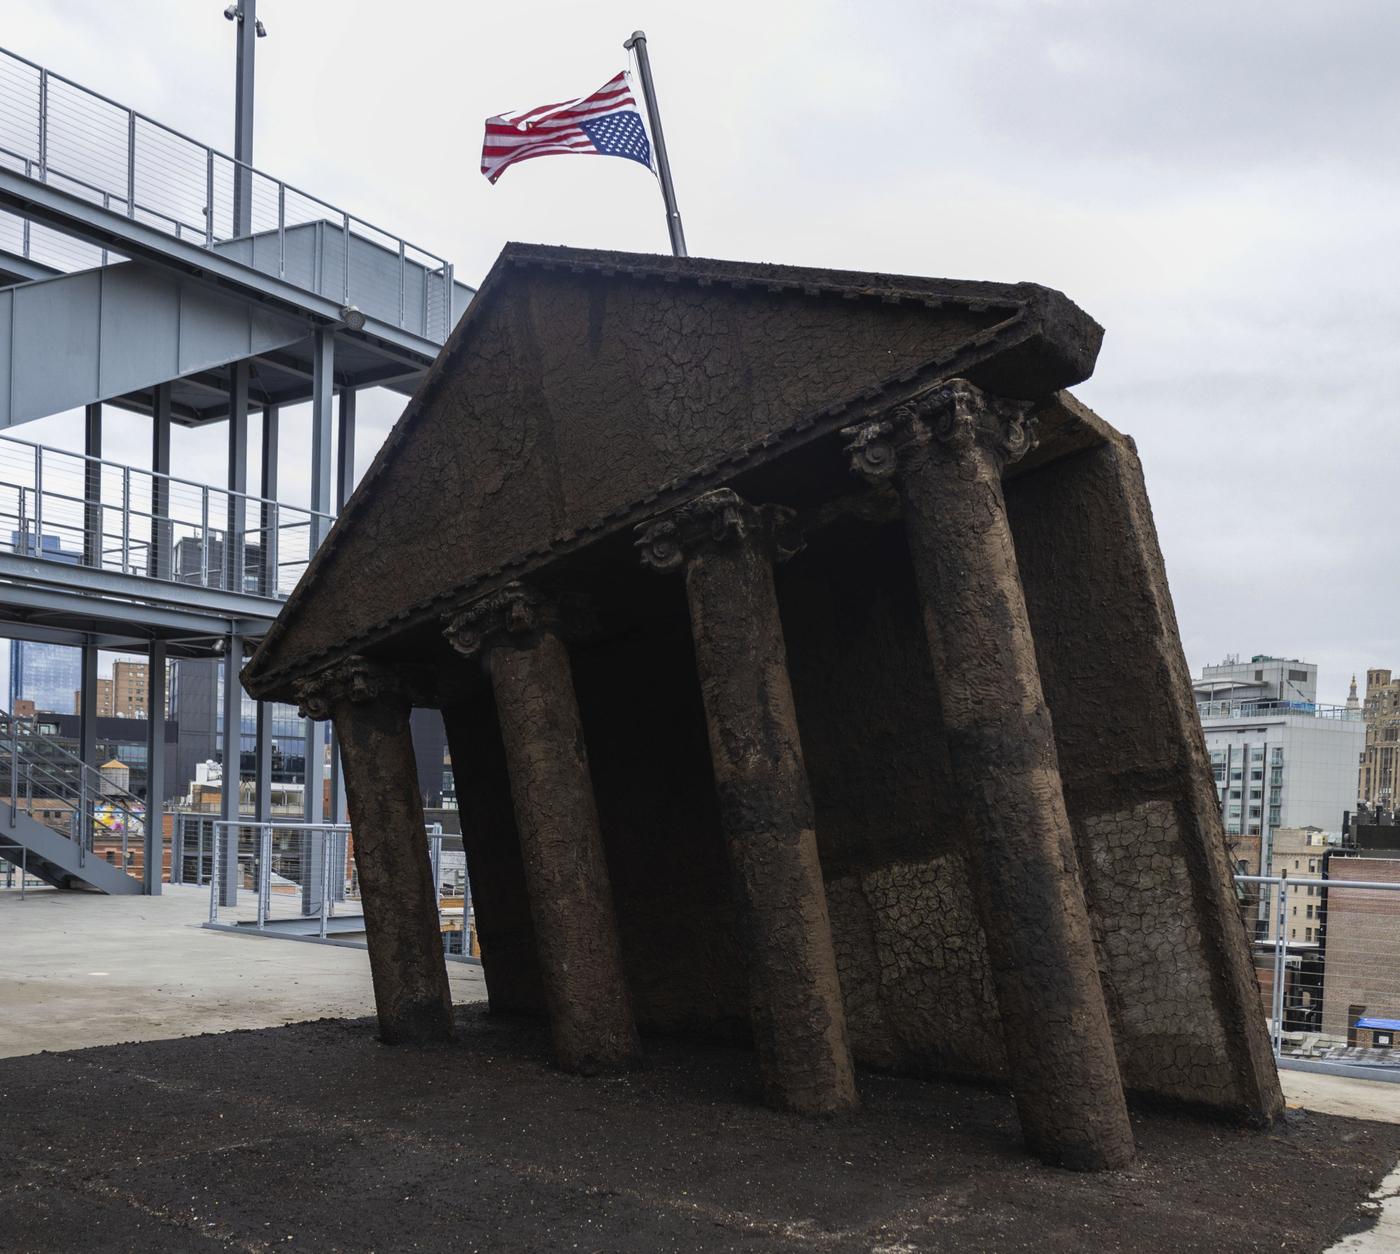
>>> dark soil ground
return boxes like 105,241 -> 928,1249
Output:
1,1006 -> 1397,1252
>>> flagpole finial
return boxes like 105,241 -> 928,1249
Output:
624,30 -> 646,49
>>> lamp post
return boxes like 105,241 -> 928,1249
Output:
223,1 -> 266,236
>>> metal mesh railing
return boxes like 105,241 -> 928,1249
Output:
0,432 -> 329,599
0,45 -> 457,341
205,822 -> 470,955
1238,869 -> 1400,1072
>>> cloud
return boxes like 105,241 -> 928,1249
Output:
1,0 -> 1397,706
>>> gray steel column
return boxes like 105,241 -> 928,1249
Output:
232,0 -> 257,236
144,641 -> 166,894
78,641 -> 97,860
253,702 -> 272,826
301,712 -> 327,917
259,403 -> 279,596
336,387 -> 356,511
83,403 -> 101,567
226,363 -> 249,593
149,384 -> 172,580
219,633 -> 242,908
310,329 -> 334,550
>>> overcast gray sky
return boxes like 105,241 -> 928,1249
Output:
5,0 -> 1398,700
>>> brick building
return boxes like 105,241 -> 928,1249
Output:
1320,851 -> 1400,1044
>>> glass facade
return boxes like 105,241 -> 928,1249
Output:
10,640 -> 81,714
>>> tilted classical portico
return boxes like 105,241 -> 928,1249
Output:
248,243 -> 1284,1169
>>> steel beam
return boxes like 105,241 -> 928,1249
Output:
0,551 -> 284,620
0,169 -> 446,360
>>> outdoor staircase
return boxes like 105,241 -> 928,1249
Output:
0,708 -> 144,893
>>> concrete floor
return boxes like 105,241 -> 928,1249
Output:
0,884 -> 486,1059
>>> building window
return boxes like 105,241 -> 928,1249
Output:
1230,768 -> 1243,782
1306,904 -> 1314,919
1250,788 -> 1262,801
1272,748 -> 1284,765
1251,748 -> 1265,762
1305,927 -> 1313,941
1229,789 -> 1242,800
1308,859 -> 1317,873
1289,669 -> 1308,682
1250,768 -> 1263,782
1269,807 -> 1282,826
1228,804 -> 1242,818
1249,807 -> 1261,819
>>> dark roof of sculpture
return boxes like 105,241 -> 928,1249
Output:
243,242 -> 1106,701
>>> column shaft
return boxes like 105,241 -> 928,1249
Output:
331,696 -> 454,1045
888,402 -> 1134,1169
681,520 -> 857,1115
487,630 -> 640,1073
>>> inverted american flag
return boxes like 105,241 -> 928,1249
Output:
481,72 -> 654,185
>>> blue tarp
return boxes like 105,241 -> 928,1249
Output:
1355,1017 -> 1400,1032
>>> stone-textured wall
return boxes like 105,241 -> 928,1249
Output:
452,411 -> 1279,1121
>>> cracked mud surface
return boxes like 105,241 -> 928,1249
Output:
1,1007 -> 1396,1252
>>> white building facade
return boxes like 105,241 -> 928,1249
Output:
1195,657 -> 1364,872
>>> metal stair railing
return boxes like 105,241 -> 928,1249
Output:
0,45 -> 456,341
0,706 -> 145,876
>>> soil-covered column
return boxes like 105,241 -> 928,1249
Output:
294,658 -> 454,1046
843,380 -> 1134,1170
637,490 -> 858,1116
444,584 -> 640,1074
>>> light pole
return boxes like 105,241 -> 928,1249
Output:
223,2 -> 266,236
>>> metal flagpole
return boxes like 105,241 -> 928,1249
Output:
624,30 -> 688,258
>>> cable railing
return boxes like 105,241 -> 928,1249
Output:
0,431 -> 331,600
0,706 -> 145,877
0,46 -> 458,342
1198,699 -> 1362,722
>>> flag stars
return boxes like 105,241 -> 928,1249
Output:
580,111 -> 652,169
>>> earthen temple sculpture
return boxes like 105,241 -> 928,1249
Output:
244,243 -> 1284,1171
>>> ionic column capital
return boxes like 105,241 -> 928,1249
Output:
634,488 -> 804,573
842,378 -> 1039,485
443,581 -> 593,659
294,655 -> 425,721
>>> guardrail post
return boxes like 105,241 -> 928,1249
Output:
319,828 -> 331,939
37,70 -> 48,181
398,240 -> 406,328
341,212 -> 350,303
200,486 -> 210,586
277,183 -> 286,278
121,465 -> 131,573
1271,874 -> 1289,1058
256,823 -> 270,930
126,109 -> 136,217
208,822 -> 220,923
33,444 -> 43,553
205,149 -> 215,246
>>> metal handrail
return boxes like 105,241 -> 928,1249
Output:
0,45 -> 457,339
0,46 -> 448,264
0,431 -> 331,598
